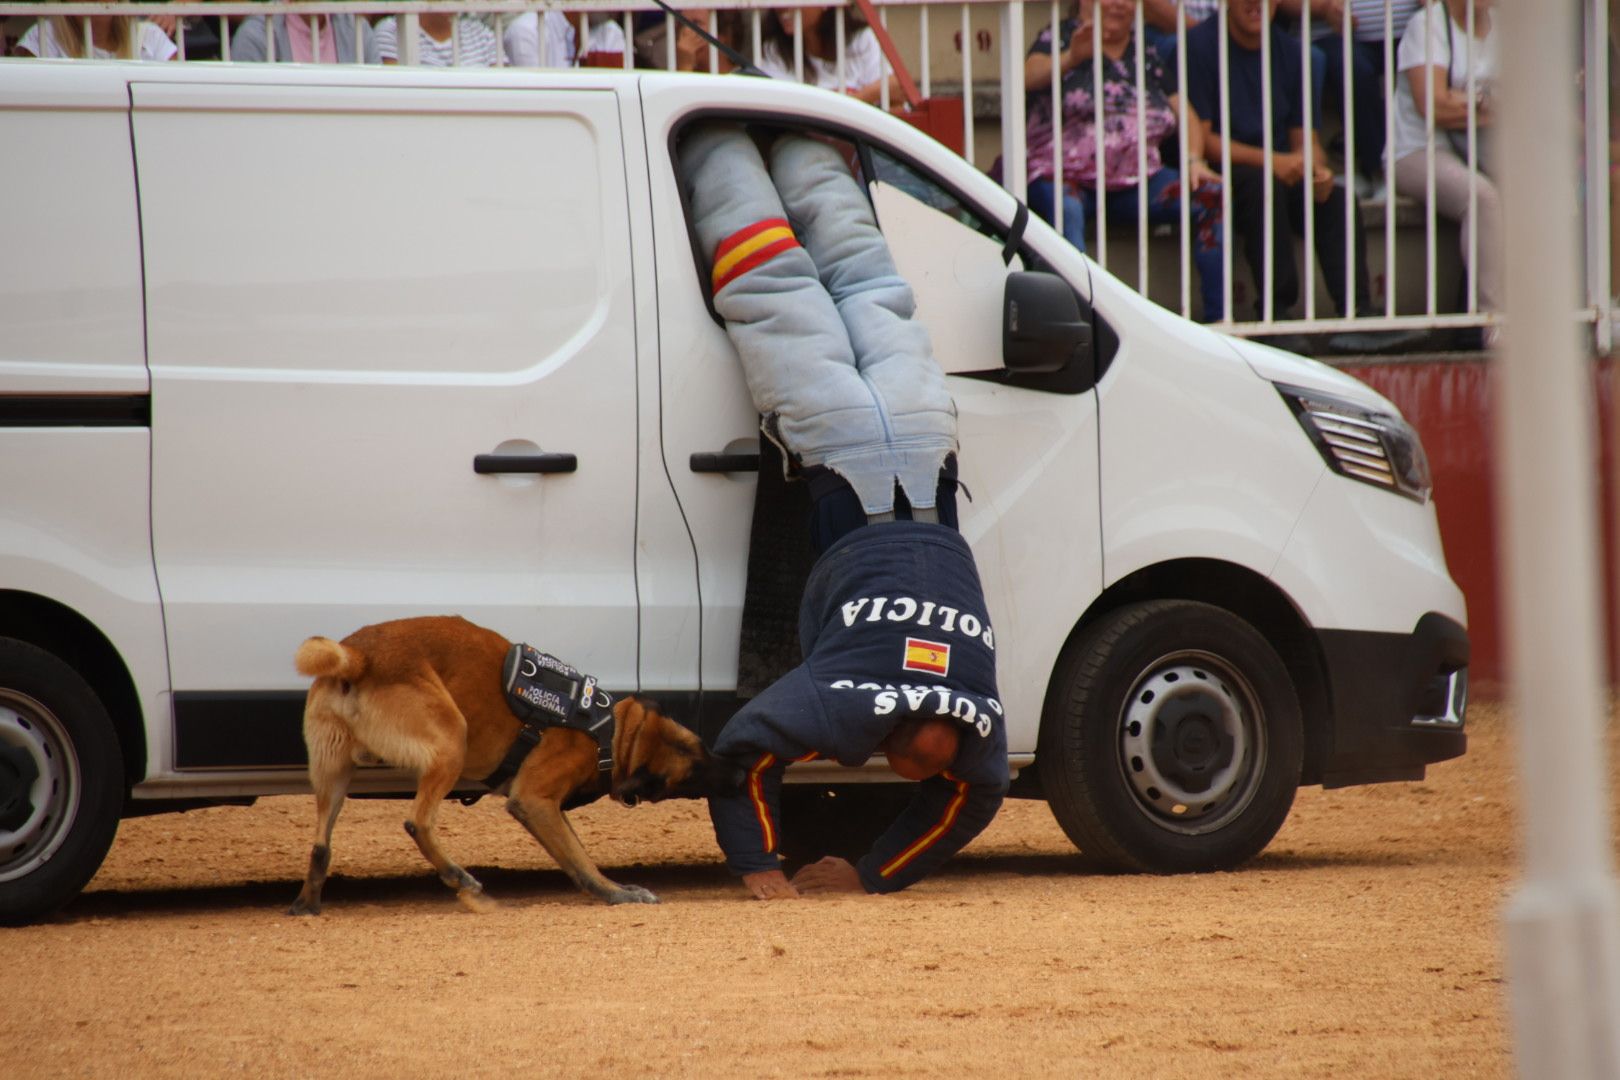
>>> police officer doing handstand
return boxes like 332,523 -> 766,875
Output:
678,122 -> 1010,899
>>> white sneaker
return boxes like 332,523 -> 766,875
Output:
1353,175 -> 1386,203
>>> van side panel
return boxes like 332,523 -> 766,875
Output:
131,82 -> 644,784
0,69 -> 171,776
0,73 -> 147,385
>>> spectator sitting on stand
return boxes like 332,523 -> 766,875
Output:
375,12 -> 501,67
1277,0 -> 1421,199
1184,0 -> 1424,353
230,9 -> 377,64
12,11 -> 176,59
1391,0 -> 1501,344
504,10 -> 625,68
757,5 -> 905,105
644,8 -> 746,72
1025,0 -> 1229,323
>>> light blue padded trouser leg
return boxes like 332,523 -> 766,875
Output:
767,134 -> 957,511
678,122 -> 957,514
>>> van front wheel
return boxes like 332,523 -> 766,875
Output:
0,639 -> 123,924
1039,601 -> 1303,873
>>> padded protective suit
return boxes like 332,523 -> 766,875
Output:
707,522 -> 1009,894
677,122 -> 958,515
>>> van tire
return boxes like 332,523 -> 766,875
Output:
0,639 -> 123,925
1039,601 -> 1302,873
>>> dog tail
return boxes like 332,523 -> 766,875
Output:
295,637 -> 367,682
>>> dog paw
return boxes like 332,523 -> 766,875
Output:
456,889 -> 499,914
609,885 -> 660,905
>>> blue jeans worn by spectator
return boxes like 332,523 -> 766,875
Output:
1027,168 -> 1227,322
1312,35 -> 1386,182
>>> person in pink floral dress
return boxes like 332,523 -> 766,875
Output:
1026,0 -> 1227,321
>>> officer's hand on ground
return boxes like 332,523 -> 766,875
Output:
742,869 -> 801,900
790,856 -> 866,895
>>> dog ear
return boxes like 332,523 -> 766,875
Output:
611,696 -> 656,785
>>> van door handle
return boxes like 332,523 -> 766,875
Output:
690,452 -> 760,473
474,453 -> 577,475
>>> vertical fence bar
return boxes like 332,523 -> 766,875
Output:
836,5 -> 847,93
1001,2 -> 1027,202
752,8 -> 762,70
920,4 -> 931,97
1383,0 -> 1396,316
1465,0 -> 1478,315
1050,0 -> 1062,239
1586,0 -> 1613,350
452,18 -> 462,67
266,12 -> 276,62
401,13 -> 419,66
1092,6 -> 1105,270
176,16 -> 186,61
1301,2 -> 1316,323
624,12 -> 633,70
878,6 -> 890,110
1218,0 -> 1233,325
960,4 -> 974,166
1423,0 -> 1437,318
220,14 -> 230,62
1176,1 -> 1191,319
1259,0 -> 1273,326
1339,2 -> 1353,321
1135,0 -> 1148,296
794,8 -> 805,81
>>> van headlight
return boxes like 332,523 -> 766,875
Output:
1277,383 -> 1432,503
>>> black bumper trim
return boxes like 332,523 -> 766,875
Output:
171,687 -> 730,771
1316,612 -> 1469,788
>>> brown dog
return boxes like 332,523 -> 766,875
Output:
287,615 -> 741,913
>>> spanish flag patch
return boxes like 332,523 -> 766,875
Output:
711,218 -> 800,294
903,637 -> 951,677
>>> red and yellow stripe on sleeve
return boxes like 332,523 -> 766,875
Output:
747,752 -> 778,853
878,773 -> 971,880
711,218 -> 800,294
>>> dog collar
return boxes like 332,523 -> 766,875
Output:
485,644 -> 616,793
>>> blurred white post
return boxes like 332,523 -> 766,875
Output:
1497,0 -> 1620,1076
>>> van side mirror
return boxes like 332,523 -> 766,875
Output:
1002,271 -> 1092,375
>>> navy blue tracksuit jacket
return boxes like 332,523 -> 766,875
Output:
709,521 -> 1010,893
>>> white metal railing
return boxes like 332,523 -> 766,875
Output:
1,0 -> 1612,349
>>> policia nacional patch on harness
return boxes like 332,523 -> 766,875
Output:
483,644 -> 615,792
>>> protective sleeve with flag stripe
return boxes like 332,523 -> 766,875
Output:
858,740 -> 1006,894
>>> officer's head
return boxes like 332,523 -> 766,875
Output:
881,717 -> 961,781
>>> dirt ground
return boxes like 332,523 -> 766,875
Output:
4,700 -> 1617,1079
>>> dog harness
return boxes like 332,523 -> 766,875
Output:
482,644 -> 614,793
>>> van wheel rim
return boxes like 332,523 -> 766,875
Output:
0,690 -> 81,883
1118,652 -> 1266,836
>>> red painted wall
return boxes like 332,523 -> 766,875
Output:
1340,358 -> 1618,692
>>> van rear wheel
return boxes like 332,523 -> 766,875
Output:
0,639 -> 123,924
1038,601 -> 1303,873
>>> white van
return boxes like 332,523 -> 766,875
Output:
0,59 -> 1467,922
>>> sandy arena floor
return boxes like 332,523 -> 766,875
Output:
4,700 -> 1617,1078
